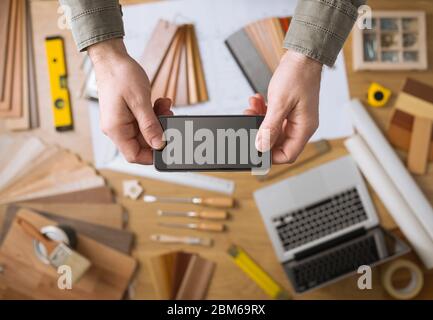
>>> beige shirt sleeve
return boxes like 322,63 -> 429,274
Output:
284,0 -> 366,66
59,0 -> 124,51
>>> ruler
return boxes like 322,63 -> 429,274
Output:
106,155 -> 235,195
45,36 -> 73,131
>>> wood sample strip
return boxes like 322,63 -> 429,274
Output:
6,0 -> 31,129
1,205 -> 133,254
16,203 -> 125,229
148,251 -> 176,299
139,19 -> 179,84
408,117 -> 432,174
279,17 -> 290,33
185,25 -> 199,104
0,209 -> 137,300
0,0 -> 12,98
166,26 -> 185,101
151,28 -> 184,103
0,0 -> 18,112
22,186 -> 114,204
26,0 -> 39,129
175,254 -> 215,300
271,17 -> 286,59
174,38 -> 188,106
190,25 -> 208,102
171,251 -> 192,299
244,23 -> 274,71
225,29 -> 272,97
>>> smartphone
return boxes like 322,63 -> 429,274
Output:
154,115 -> 271,172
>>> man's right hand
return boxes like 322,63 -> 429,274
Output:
88,39 -> 172,164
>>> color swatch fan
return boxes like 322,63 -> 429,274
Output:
225,17 -> 291,98
139,20 -> 208,107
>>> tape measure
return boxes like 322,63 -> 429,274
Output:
45,36 -> 73,131
367,82 -> 391,108
227,244 -> 291,300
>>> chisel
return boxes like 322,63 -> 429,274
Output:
144,194 -> 234,208
158,221 -> 226,232
157,209 -> 228,220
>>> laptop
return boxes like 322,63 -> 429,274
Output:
254,155 -> 410,293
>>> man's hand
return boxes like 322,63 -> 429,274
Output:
88,39 -> 172,164
245,49 -> 322,164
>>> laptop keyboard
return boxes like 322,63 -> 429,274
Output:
273,188 -> 368,251
285,234 -> 379,293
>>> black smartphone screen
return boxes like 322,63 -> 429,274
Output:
154,115 -> 271,172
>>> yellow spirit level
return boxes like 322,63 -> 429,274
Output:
45,36 -> 73,131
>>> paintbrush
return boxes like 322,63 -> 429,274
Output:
17,217 -> 91,284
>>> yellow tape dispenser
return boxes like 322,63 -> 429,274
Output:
45,36 -> 73,131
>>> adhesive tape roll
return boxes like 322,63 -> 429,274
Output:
382,259 -> 424,300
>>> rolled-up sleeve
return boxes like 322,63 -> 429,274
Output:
284,0 -> 366,66
60,0 -> 124,51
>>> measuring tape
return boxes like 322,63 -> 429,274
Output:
228,244 -> 291,299
45,36 -> 73,131
367,82 -> 391,108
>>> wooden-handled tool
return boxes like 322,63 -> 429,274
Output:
157,209 -> 228,220
144,194 -> 234,208
158,221 -> 225,232
150,234 -> 213,247
17,217 -> 91,284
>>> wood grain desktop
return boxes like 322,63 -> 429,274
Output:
0,0 -> 432,300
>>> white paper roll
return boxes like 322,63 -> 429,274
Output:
345,135 -> 433,269
347,99 -> 433,242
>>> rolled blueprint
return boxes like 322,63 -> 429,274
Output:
347,99 -> 433,242
345,135 -> 433,269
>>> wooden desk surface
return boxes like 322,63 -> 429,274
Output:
1,0 -> 432,299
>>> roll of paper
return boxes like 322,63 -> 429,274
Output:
347,99 -> 433,241
345,135 -> 433,269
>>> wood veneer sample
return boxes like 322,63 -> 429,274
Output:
18,203 -> 125,229
166,26 -> 185,101
185,25 -> 198,104
225,29 -> 272,97
0,209 -> 137,299
408,117 -> 432,174
244,22 -> 274,71
22,186 -> 114,204
139,19 -> 178,84
0,0 -> 12,98
190,25 -> 208,102
7,0 -> 31,129
280,17 -> 290,33
151,27 -> 184,103
148,251 -> 176,299
0,0 -> 18,112
175,254 -> 215,300
175,36 -> 188,106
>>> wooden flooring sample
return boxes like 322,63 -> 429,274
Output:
151,27 -> 184,103
139,19 -> 178,84
0,0 -> 18,112
22,186 -> 114,204
166,27 -> 185,101
185,25 -> 199,105
148,251 -> 176,299
190,25 -> 208,102
0,209 -> 137,300
175,254 -> 215,300
0,0 -> 11,98
225,29 -> 272,97
17,203 -> 126,229
174,39 -> 188,106
408,117 -> 432,174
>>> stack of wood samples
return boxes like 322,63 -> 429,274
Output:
225,17 -> 291,98
139,20 -> 208,106
0,0 -> 38,130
